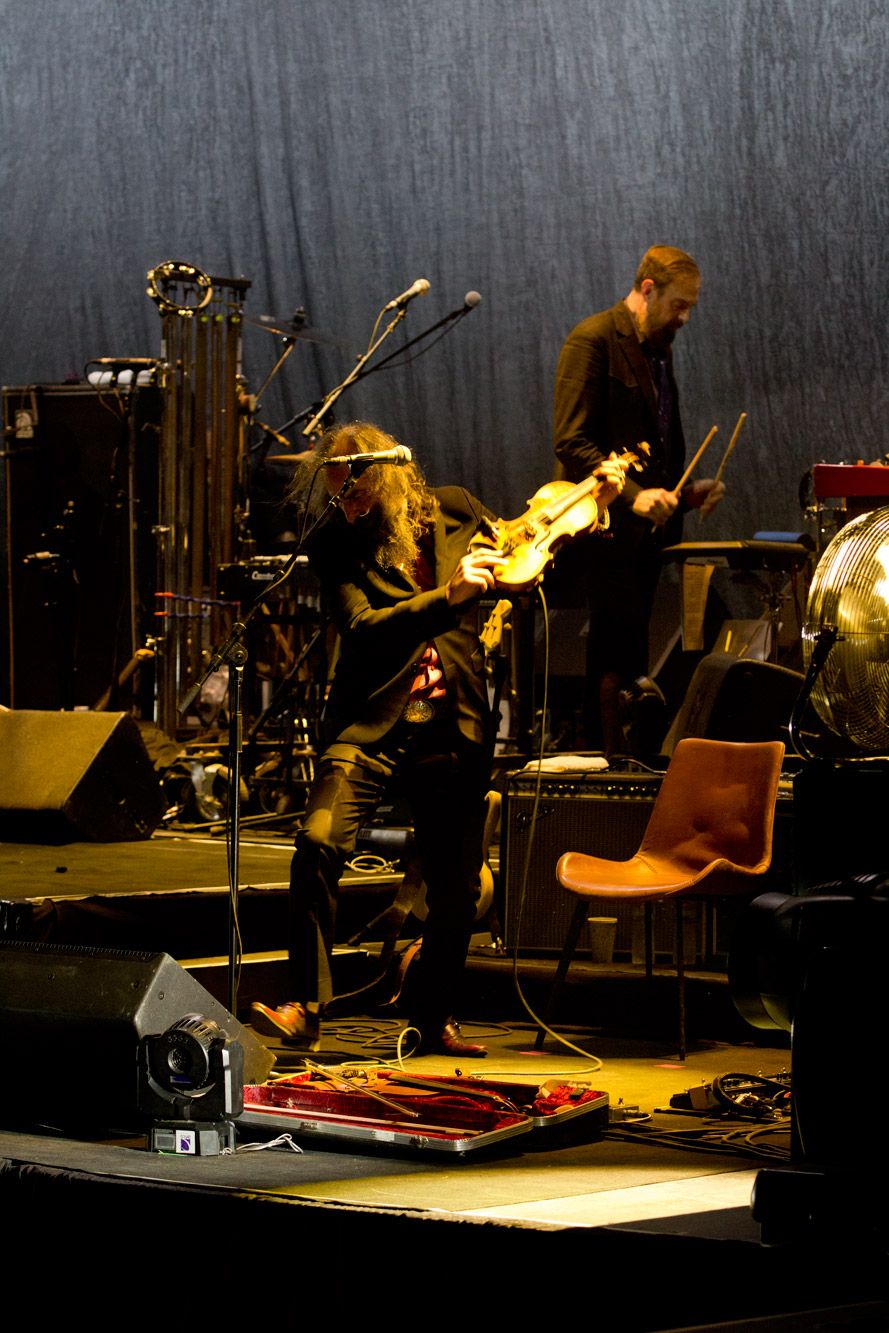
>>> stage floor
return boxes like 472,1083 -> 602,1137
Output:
1,1029 -> 885,1330
0,826 -> 295,897
1,829 -> 886,1328
229,1026 -> 781,1231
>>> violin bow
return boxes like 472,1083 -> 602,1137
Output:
713,411 -> 747,485
301,1058 -> 422,1119
671,425 -> 718,497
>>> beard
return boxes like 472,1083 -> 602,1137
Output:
376,509 -> 422,571
357,503 -> 422,572
644,321 -> 677,351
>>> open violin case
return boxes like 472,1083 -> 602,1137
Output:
240,1070 -> 609,1155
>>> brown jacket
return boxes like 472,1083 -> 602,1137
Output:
553,299 -> 686,526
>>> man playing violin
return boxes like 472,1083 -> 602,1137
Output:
553,244 -> 725,755
252,421 -> 625,1055
251,421 -> 503,1057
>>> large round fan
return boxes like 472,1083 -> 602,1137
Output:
803,506 -> 889,753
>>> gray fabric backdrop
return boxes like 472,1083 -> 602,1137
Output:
2,0 -> 887,542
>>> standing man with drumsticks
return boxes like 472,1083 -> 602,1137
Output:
553,244 -> 725,755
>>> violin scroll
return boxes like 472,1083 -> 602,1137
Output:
481,444 -> 648,592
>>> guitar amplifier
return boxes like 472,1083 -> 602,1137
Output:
502,769 -> 664,956
501,767 -> 794,961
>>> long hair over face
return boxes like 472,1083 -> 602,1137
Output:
289,422 -> 438,571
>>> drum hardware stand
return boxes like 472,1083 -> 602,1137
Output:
245,305 -> 343,453
251,330 -> 300,406
663,538 -> 814,669
178,473 -> 358,1016
240,623 -> 324,826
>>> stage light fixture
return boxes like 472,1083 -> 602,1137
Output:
137,1014 -> 244,1156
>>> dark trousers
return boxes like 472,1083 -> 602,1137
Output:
288,718 -> 491,1027
584,527 -> 663,752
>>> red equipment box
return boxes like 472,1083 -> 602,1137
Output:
240,1071 -> 609,1155
812,462 -> 889,500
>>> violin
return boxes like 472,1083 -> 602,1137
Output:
479,445 -> 648,592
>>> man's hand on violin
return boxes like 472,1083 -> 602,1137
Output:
446,547 -> 506,608
593,453 -> 628,508
683,478 -> 726,517
632,487 -> 680,527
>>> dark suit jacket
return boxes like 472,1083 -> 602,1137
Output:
312,487 -> 493,747
553,300 -> 686,534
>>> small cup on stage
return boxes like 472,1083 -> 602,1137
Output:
587,916 -> 617,964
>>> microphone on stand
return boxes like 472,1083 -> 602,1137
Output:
343,289 -> 483,389
431,291 -> 481,322
384,279 -> 431,311
322,446 -> 413,470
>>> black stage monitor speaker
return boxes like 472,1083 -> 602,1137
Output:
662,652 -> 803,755
0,710 -> 164,841
0,941 -> 275,1132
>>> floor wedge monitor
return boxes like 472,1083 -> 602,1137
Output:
0,710 -> 164,841
0,941 -> 275,1132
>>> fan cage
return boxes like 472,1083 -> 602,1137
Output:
803,507 -> 889,753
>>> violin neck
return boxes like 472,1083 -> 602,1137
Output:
541,471 -> 602,525
542,448 -> 639,525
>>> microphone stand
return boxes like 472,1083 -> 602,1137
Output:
299,306 -> 409,439
274,301 -> 475,437
348,300 -> 476,381
178,474 -> 358,1017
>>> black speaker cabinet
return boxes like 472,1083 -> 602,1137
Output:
1,383 -> 161,710
0,710 -> 164,841
792,762 -> 889,892
501,768 -> 794,958
0,941 -> 274,1131
663,652 -> 804,755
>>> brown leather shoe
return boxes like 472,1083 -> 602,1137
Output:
412,1017 -> 487,1058
250,1001 -> 320,1050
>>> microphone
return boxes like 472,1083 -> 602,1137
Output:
322,446 -> 413,470
384,279 -> 430,311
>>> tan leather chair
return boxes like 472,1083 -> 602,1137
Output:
537,738 -> 785,1058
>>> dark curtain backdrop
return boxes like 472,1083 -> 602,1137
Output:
2,0 -> 887,541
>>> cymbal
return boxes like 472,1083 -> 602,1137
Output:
244,313 -> 351,350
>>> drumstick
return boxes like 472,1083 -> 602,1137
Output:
671,426 -> 718,497
713,412 -> 747,485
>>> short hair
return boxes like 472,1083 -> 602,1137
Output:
633,245 -> 700,291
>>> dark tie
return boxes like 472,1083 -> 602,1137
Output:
653,355 -> 672,448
